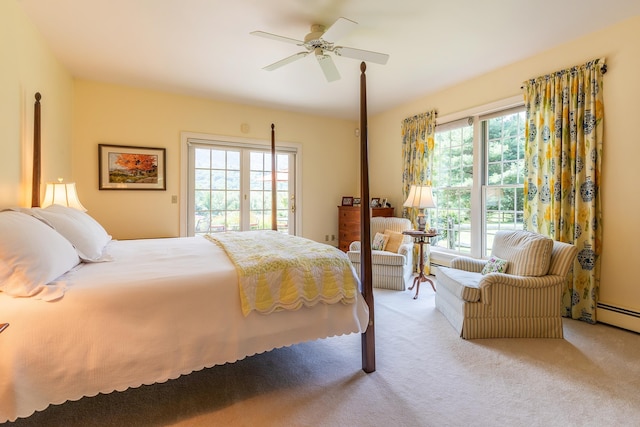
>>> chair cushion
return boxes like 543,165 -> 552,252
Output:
492,231 -> 553,277
481,256 -> 508,275
348,250 -> 407,266
372,232 -> 389,250
384,229 -> 405,253
436,267 -> 482,302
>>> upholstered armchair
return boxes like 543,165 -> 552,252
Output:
435,230 -> 578,339
347,217 -> 414,291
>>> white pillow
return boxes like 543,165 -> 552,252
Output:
0,211 -> 80,301
35,204 -> 112,262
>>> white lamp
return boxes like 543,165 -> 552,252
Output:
42,178 -> 87,211
403,185 -> 436,231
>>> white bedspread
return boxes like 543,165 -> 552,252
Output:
0,236 -> 369,422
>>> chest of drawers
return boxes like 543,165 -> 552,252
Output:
338,206 -> 394,252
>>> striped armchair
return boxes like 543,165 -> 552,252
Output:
347,217 -> 414,291
435,230 -> 578,339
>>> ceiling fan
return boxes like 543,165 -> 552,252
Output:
251,17 -> 389,82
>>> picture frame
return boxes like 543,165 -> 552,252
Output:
370,197 -> 380,207
341,196 -> 354,206
99,144 -> 166,190
353,197 -> 361,206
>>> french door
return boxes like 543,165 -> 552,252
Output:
185,138 -> 296,236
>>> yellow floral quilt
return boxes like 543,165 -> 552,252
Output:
205,231 -> 359,316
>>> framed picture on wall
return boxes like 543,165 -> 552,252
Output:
341,196 -> 354,206
99,144 -> 166,190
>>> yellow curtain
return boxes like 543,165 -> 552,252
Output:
522,58 -> 605,323
401,110 -> 436,272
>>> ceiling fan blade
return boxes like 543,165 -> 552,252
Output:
334,46 -> 390,65
322,17 -> 357,43
263,52 -> 309,71
250,31 -> 304,46
316,52 -> 340,82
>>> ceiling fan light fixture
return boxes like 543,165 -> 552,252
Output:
251,17 -> 389,82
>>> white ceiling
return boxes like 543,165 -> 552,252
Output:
18,0 -> 640,120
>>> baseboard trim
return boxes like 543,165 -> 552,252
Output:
597,302 -> 640,333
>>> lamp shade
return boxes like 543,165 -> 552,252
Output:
403,185 -> 436,209
42,181 -> 87,211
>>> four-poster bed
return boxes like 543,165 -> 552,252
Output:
0,64 -> 376,422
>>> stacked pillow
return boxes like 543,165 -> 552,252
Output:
372,232 -> 389,250
383,229 -> 405,253
34,204 -> 112,262
481,256 -> 509,275
0,210 -> 80,300
0,206 -> 112,300
371,229 -> 407,253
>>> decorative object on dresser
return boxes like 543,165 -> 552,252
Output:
338,205 -> 394,252
341,196 -> 354,206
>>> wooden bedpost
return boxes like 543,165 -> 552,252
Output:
271,123 -> 278,231
360,62 -> 375,373
31,92 -> 42,208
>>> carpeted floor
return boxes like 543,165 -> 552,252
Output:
8,286 -> 640,427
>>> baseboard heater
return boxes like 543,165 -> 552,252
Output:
597,302 -> 640,334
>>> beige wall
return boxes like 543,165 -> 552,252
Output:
0,0 -> 73,207
72,81 -> 359,242
369,16 -> 640,324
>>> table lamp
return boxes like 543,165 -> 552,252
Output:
41,178 -> 87,211
403,185 -> 435,231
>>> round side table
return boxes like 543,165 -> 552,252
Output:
402,230 -> 437,299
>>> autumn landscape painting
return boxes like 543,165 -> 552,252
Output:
99,144 -> 166,190
108,152 -> 158,184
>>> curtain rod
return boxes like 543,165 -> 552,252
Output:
520,60 -> 607,90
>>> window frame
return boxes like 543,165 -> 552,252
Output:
430,96 -> 524,266
180,132 -> 302,237
481,106 -> 526,257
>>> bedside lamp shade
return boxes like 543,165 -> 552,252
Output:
42,179 -> 87,211
403,185 -> 435,231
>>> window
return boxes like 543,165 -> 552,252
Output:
431,118 -> 474,253
430,101 -> 525,260
181,133 -> 299,237
483,108 -> 526,256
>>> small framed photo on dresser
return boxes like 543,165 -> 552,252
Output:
370,197 -> 380,207
341,196 -> 354,206
353,197 -> 361,206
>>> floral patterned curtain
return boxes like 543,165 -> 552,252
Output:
522,58 -> 605,323
401,110 -> 436,272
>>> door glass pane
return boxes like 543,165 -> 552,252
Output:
248,152 -> 291,232
190,144 -> 294,235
